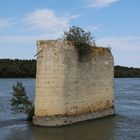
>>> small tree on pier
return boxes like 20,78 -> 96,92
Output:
10,81 -> 34,120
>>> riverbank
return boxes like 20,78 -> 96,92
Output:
0,59 -> 140,78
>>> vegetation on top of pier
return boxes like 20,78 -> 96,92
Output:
63,26 -> 96,61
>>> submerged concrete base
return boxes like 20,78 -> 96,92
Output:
33,108 -> 115,127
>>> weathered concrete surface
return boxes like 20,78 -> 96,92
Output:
33,40 -> 115,126
33,108 -> 114,126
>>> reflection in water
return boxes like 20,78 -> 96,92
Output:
33,116 -> 115,140
2,114 -> 140,140
0,78 -> 140,140
4,117 -> 115,140
113,115 -> 140,140
3,123 -> 34,140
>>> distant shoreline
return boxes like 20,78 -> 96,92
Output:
0,59 -> 140,78
1,77 -> 140,79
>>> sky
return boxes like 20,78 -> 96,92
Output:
0,0 -> 140,67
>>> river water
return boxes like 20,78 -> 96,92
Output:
0,78 -> 140,140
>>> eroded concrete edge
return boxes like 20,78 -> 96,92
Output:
33,107 -> 115,127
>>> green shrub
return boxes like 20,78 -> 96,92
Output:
10,81 -> 34,120
63,26 -> 96,61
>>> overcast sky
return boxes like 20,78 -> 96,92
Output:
0,0 -> 140,67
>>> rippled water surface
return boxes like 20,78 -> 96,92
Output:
0,78 -> 140,140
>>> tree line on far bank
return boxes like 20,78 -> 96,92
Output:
0,59 -> 140,78
0,59 -> 36,78
114,65 -> 140,78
